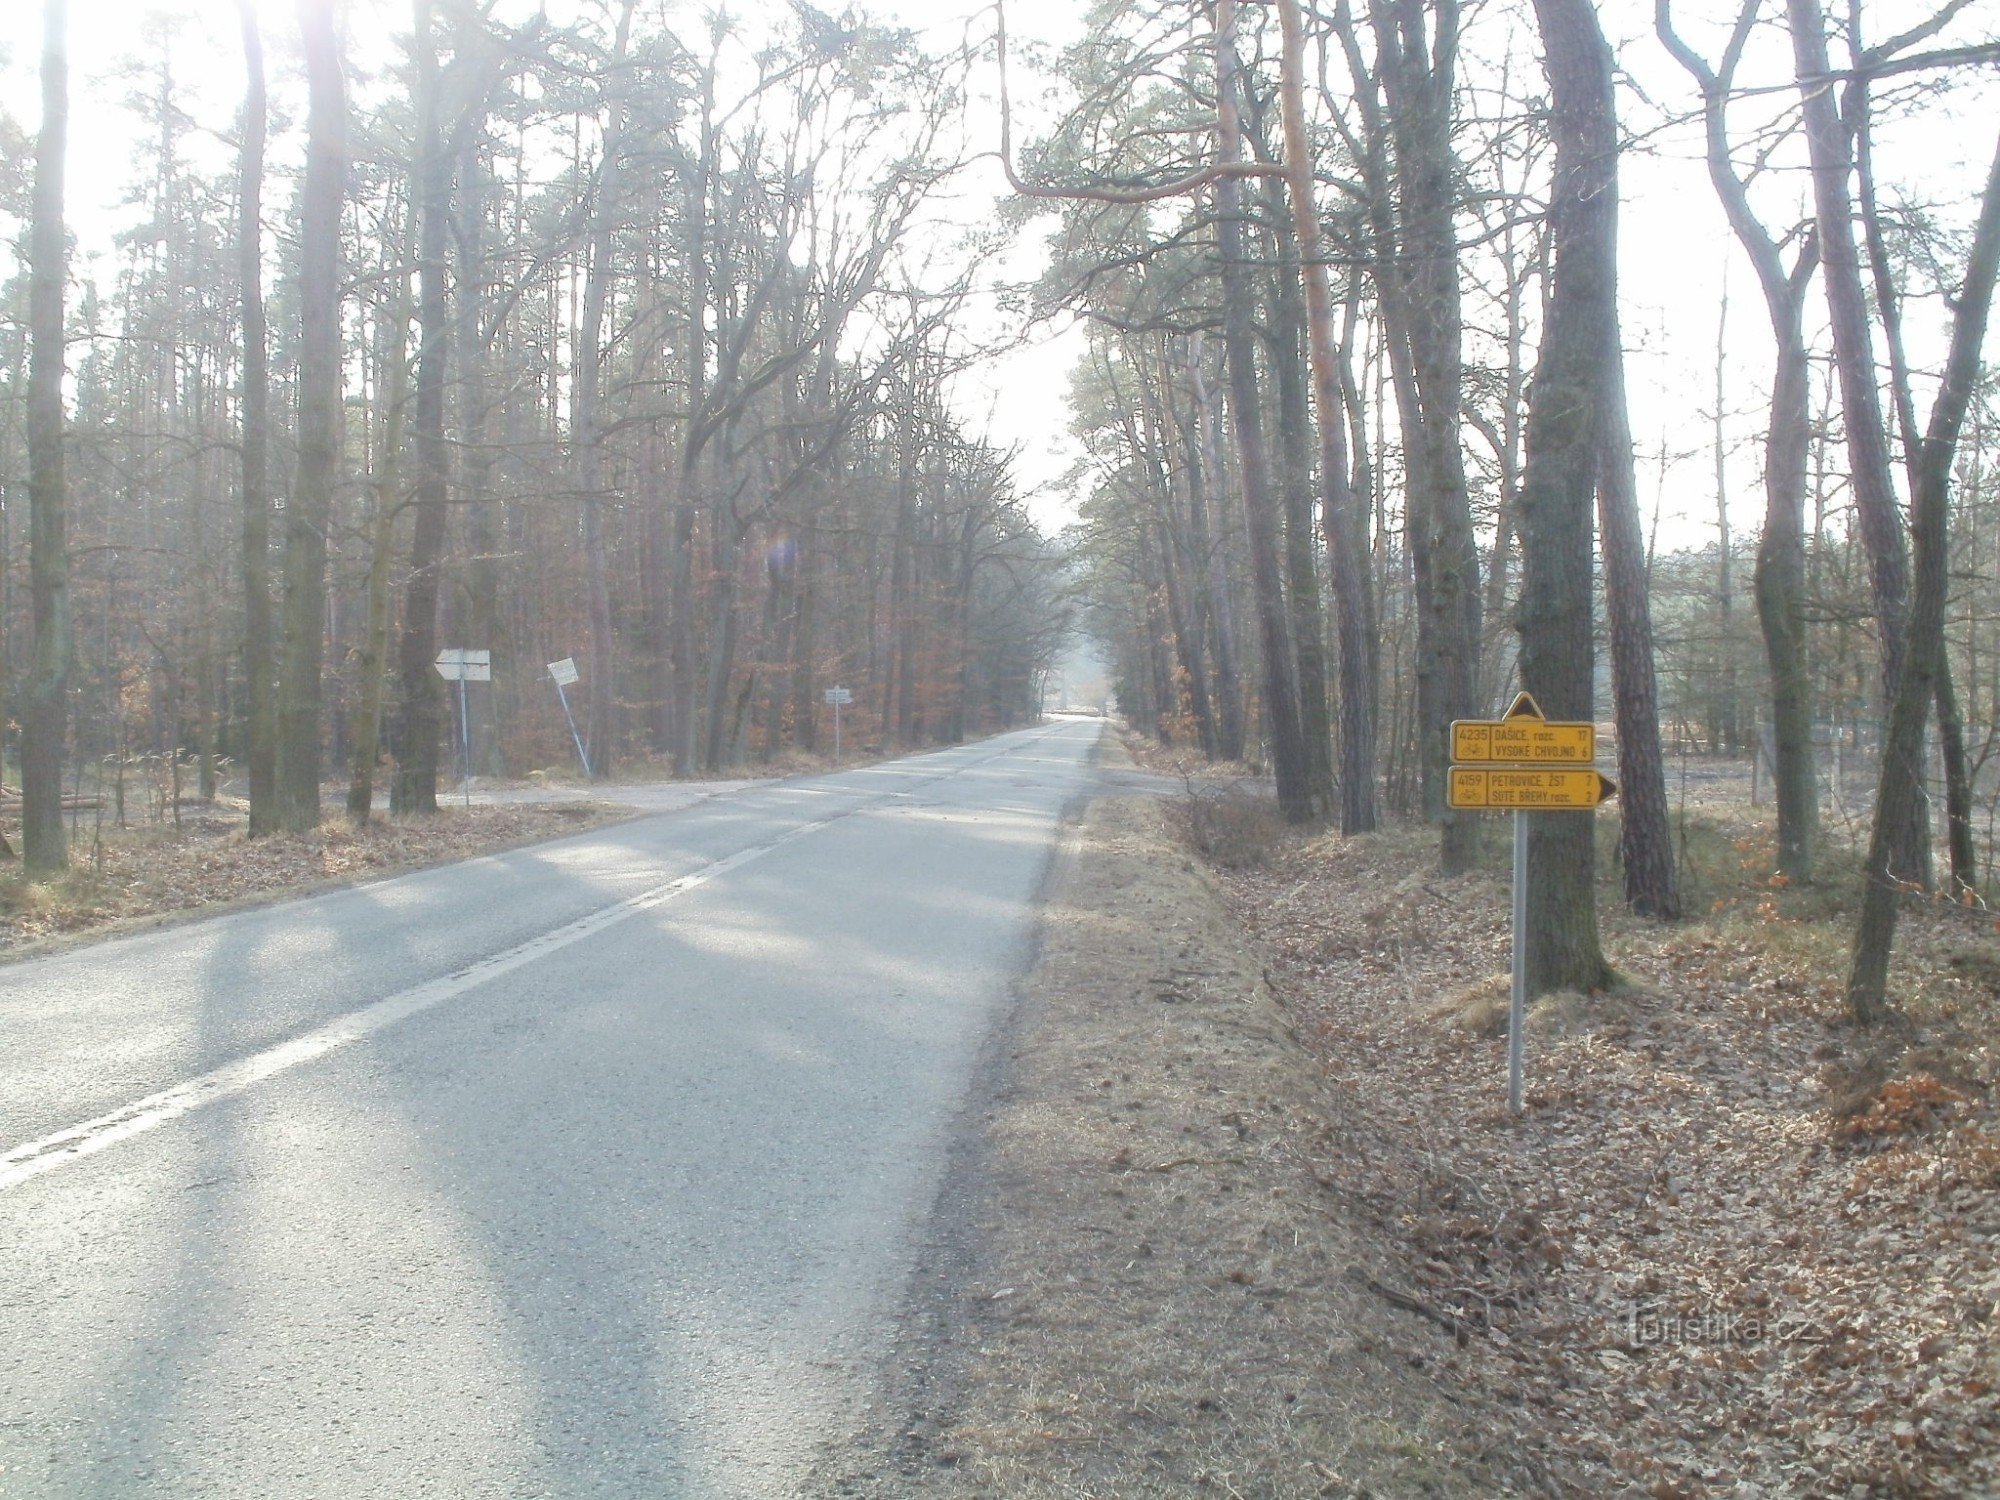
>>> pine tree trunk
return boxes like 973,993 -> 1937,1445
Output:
1265,191 -> 1335,816
1369,0 -> 1480,870
572,1 -> 637,782
668,501 -> 699,775
237,0 -> 276,836
23,0 -> 70,877
1186,340 -> 1246,762
274,0 -> 344,833
1213,0 -> 1309,821
1277,0 -> 1377,831
392,6 -> 452,814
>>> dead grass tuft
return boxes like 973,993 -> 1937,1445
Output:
1430,974 -> 1510,1037
1169,782 -> 1288,870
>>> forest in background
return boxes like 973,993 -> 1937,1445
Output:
2,0 -> 1999,1022
1029,0 -> 2000,1018
0,0 -> 1072,857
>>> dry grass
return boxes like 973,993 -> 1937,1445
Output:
1169,782 -> 1289,870
0,799 -> 627,953
1223,786 -> 2000,1498
823,751 -> 1534,1497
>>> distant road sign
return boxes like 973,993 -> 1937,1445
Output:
435,648 -> 491,682
548,657 -> 579,687
824,687 -> 853,705
1451,690 -> 1594,764
1448,766 -> 1618,810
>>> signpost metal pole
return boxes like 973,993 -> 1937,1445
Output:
556,680 -> 584,776
824,686 -> 851,762
458,674 -> 472,808
547,659 -> 590,778
1447,691 -> 1614,1118
434,650 -> 489,808
1510,809 -> 1528,1116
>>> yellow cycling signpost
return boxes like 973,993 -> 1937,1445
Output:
1448,691 -> 1616,1115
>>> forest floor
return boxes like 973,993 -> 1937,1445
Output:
1146,733 -> 1999,1495
829,732 -> 1998,1498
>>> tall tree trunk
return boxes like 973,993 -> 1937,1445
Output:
1520,0 -> 1615,996
703,516 -> 744,771
274,0 -> 344,833
1265,195 -> 1336,816
22,0 -> 70,877
1597,324 -> 1680,918
1712,289 -> 1739,752
237,0 -> 276,836
1214,0 -> 1309,821
1368,0 -> 1480,870
1788,0 -> 1925,882
1277,0 -> 1376,831
1657,0 -> 1821,882
791,519 -> 819,754
1760,320 -> 1819,880
347,499 -> 399,823
572,1 -> 637,781
457,142 -> 507,775
1140,349 -> 1218,758
668,501 -> 698,775
392,2 -> 453,813
1849,137 -> 2000,1022
1853,74 -> 1978,896
1187,338 -> 1246,761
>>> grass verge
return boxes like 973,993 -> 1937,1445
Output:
821,774 -> 1537,1495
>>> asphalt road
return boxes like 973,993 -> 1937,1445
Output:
0,718 -> 1105,1499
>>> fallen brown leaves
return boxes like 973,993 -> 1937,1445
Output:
1224,801 -> 2000,1499
0,800 -> 624,952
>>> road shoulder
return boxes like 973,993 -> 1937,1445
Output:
821,781 -> 1521,1497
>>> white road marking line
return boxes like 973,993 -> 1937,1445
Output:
0,814 -> 839,1195
0,722 -> 1091,1196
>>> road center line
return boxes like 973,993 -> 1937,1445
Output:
0,810 -> 843,1195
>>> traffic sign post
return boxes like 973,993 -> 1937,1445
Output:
434,650 -> 491,807
824,686 -> 852,762
547,659 -> 591,778
1448,692 -> 1616,1117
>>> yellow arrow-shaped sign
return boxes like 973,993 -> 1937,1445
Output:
1447,766 -> 1618,810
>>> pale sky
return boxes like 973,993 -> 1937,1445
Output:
1,0 -> 1994,548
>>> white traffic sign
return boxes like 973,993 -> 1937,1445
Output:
548,657 -> 579,687
823,686 -> 853,705
435,648 -> 492,682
